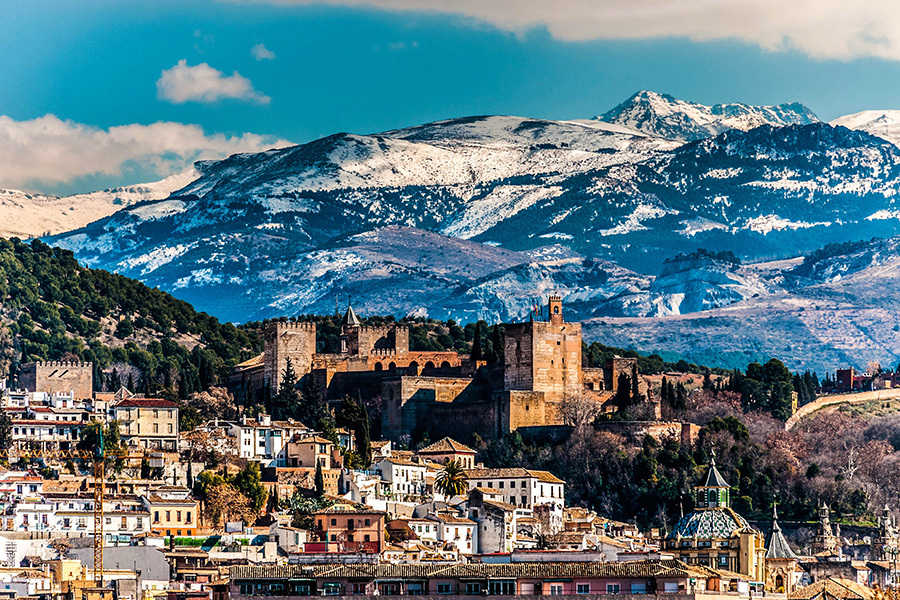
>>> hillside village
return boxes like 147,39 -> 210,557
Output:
0,298 -> 895,600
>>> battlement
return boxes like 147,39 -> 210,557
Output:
27,361 -> 93,368
548,295 -> 562,302
266,321 -> 317,332
371,348 -> 398,356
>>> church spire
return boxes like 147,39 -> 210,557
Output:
695,452 -> 731,509
767,499 -> 798,559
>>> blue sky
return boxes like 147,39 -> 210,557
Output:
4,0 -> 900,194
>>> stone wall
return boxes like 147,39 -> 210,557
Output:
19,361 -> 93,399
264,322 -> 316,391
381,376 -> 487,441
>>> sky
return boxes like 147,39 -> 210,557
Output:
4,0 -> 900,195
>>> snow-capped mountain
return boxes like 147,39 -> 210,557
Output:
0,169 -> 199,239
35,91 -> 900,371
831,110 -> 900,148
598,90 -> 819,142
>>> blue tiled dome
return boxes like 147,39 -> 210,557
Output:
668,507 -> 754,539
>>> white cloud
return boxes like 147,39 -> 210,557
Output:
254,0 -> 900,61
156,59 -> 270,104
252,43 -> 277,60
0,114 -> 292,190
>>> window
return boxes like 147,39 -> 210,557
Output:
631,583 -> 647,594
549,584 -> 563,595
168,423 -> 173,433
177,511 -> 182,522
154,511 -> 159,523
577,584 -> 591,594
522,496 -> 527,505
489,581 -> 515,595
166,510 -> 171,521
465,583 -> 482,595
153,423 -> 158,434
499,482 -> 504,489
364,534 -> 370,542
351,583 -> 367,595
664,583 -> 679,593
437,583 -> 452,594
607,584 -> 620,595
331,518 -> 337,526
121,517 -> 127,529
186,512 -> 192,524
365,518 -> 370,526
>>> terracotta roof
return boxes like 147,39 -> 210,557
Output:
789,578 -> 875,600
115,398 -> 178,408
145,495 -> 197,505
465,467 -> 564,484
418,438 -> 476,455
233,354 -> 264,370
482,499 -> 517,512
229,559 -> 704,581
293,436 -> 333,445
473,487 -> 502,494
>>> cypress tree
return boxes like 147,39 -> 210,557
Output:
315,462 -> 325,498
470,322 -> 483,361
490,325 -> 503,364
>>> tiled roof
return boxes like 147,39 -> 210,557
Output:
229,559 -> 704,581
767,518 -> 799,560
145,495 -> 197,505
233,354 -> 264,370
668,507 -> 756,539
465,467 -> 564,484
482,499 -> 517,512
701,460 -> 730,488
419,438 -> 476,455
788,578 -> 875,600
115,398 -> 179,408
473,487 -> 501,494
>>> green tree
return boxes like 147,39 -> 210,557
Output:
470,322 -> 483,361
0,411 -> 12,450
115,318 -> 134,339
232,462 -> 268,515
314,462 -> 325,498
435,460 -> 469,498
274,357 -> 300,420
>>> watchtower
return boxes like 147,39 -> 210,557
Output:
263,321 -> 317,392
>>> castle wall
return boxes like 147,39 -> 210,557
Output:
19,361 -> 93,399
504,324 -> 535,391
497,390 -> 548,433
264,322 -> 317,392
381,376 -> 487,441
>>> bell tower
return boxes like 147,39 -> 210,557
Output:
548,295 -> 563,325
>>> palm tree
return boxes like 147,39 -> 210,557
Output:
435,460 -> 469,498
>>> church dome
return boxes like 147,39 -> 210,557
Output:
668,507 -> 754,539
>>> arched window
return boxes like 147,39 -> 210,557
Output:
374,362 -> 383,371
441,361 -> 451,369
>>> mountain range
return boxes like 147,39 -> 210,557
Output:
18,90 -> 900,371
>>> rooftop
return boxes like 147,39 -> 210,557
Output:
418,437 -> 476,455
115,398 -> 179,409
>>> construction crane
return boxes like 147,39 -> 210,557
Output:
0,430 -> 144,588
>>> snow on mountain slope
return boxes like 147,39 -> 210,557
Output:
0,169 -> 198,238
598,90 -> 819,142
831,110 -> 900,148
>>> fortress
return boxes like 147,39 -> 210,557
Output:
230,298 -> 643,443
19,361 -> 93,400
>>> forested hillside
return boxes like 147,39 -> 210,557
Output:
0,238 -> 262,396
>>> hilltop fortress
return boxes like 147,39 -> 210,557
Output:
230,298 -> 645,442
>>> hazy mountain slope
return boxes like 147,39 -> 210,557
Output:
0,170 -> 198,239
585,237 -> 900,372
597,90 -> 818,142
832,110 -> 900,148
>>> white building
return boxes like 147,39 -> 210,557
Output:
372,458 -> 429,501
427,511 -> 477,555
465,467 -> 565,530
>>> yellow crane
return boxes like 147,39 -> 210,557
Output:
0,431 -> 143,588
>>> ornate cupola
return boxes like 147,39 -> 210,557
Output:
694,454 -> 731,509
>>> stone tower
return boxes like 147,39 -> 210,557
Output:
263,321 -> 317,392
19,361 -> 93,399
503,296 -> 582,411
809,502 -> 839,556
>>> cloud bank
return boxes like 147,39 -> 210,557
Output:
0,114 -> 292,190
258,0 -> 900,61
252,43 -> 277,60
157,59 -> 270,104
